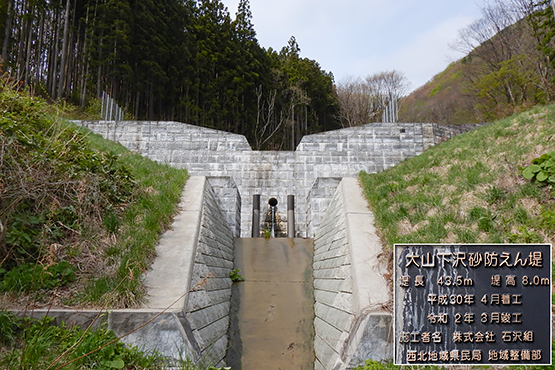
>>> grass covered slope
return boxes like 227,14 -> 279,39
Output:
0,85 -> 187,309
0,311 -> 166,370
360,104 -> 555,249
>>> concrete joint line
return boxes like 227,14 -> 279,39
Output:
318,301 -> 355,316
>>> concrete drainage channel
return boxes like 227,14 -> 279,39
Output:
14,176 -> 393,369
227,238 -> 315,369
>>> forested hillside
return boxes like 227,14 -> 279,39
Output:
7,0 -> 555,148
400,0 -> 555,125
0,0 -> 340,149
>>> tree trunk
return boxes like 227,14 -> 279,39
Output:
291,98 -> 295,151
68,7 -> 79,99
57,0 -> 71,99
24,5 -> 34,86
50,10 -> 62,97
96,27 -> 104,99
36,11 -> 45,86
134,91 -> 140,119
149,77 -> 154,120
15,0 -> 28,80
2,0 -> 13,63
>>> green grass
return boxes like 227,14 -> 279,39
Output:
359,105 -> 555,369
0,311 -> 164,370
76,127 -> 188,308
0,84 -> 188,308
0,310 -> 226,370
355,356 -> 555,370
0,85 -> 202,369
360,104 -> 555,248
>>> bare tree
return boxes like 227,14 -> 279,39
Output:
336,70 -> 411,127
451,0 -> 555,107
450,0 -> 532,64
367,70 -> 411,105
335,76 -> 373,127
254,86 -> 283,150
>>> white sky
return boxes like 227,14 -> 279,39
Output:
220,0 -> 483,91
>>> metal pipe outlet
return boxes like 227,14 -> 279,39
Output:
269,198 -> 278,238
252,194 -> 260,237
287,195 -> 295,238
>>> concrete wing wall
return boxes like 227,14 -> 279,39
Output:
306,177 -> 342,238
313,180 -> 355,370
313,178 -> 393,370
78,120 -> 252,157
143,176 -> 235,366
206,177 -> 241,237
182,178 -> 235,367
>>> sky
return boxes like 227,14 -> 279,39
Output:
220,0 -> 484,92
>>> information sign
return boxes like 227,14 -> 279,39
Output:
394,244 -> 552,365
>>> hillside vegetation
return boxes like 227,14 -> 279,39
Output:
400,61 -> 475,124
400,1 -> 555,125
0,84 -> 187,309
361,104 -> 555,253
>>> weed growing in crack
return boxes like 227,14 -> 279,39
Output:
229,268 -> 245,283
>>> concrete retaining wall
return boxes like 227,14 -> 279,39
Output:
313,178 -> 392,370
184,177 -> 235,366
77,120 -> 481,238
313,180 -> 353,370
17,177 -> 235,367
306,177 -> 342,238
206,177 -> 241,238
143,175 -> 235,366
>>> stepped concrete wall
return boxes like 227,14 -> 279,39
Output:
313,178 -> 392,370
78,120 -> 480,238
313,180 -> 353,369
184,177 -> 235,366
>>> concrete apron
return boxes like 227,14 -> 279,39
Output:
228,238 -> 315,370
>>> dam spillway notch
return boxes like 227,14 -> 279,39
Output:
251,195 -> 296,238
76,119 -> 481,239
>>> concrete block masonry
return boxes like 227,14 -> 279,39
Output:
313,178 -> 392,370
45,120 -> 483,368
143,176 -> 235,366
76,120 -> 481,238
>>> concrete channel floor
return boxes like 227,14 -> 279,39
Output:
227,238 -> 315,370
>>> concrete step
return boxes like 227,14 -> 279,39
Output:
227,238 -> 315,370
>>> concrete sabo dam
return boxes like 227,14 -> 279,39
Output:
27,121 -> 479,369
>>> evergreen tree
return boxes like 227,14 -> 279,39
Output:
0,0 -> 341,149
